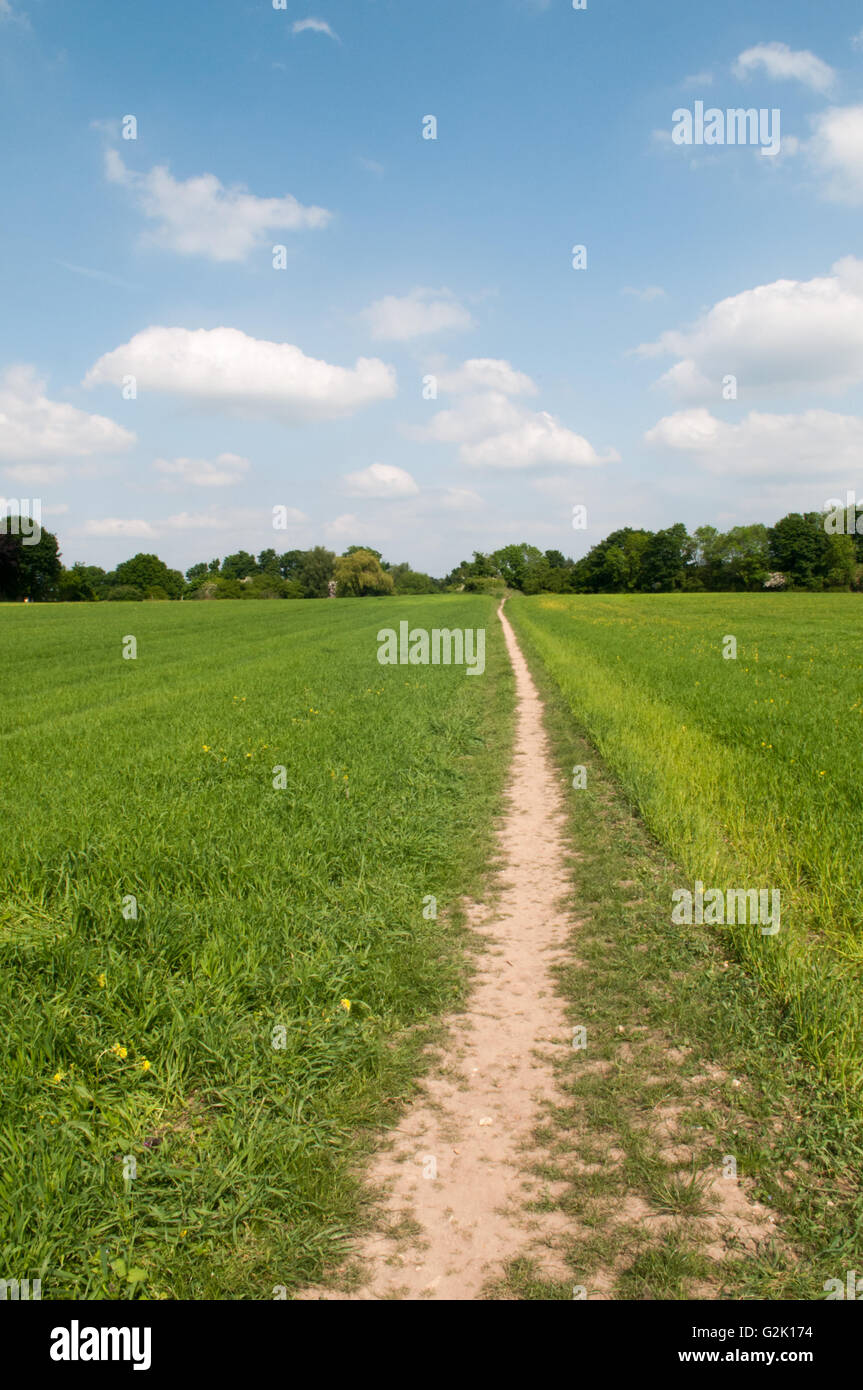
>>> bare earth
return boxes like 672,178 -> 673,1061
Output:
300,599 -> 576,1300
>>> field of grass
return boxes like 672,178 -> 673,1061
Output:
508,593 -> 863,1104
0,595 -> 512,1299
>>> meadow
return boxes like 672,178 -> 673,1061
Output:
0,595 -> 511,1299
508,593 -> 863,1105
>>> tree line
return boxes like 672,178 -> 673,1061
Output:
1,509 -> 861,602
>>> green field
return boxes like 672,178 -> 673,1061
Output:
0,596 -> 511,1299
509,592 -> 863,1103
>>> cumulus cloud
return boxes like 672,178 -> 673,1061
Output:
434,358 -> 537,396
154,453 -> 251,488
461,413 -> 616,470
0,365 -> 135,461
342,462 -> 419,498
645,406 -> 863,477
733,42 -> 836,94
637,257 -> 863,398
104,150 -> 331,262
363,288 -> 474,341
807,105 -> 863,203
414,363 -> 618,471
84,326 -> 397,423
292,18 -> 339,40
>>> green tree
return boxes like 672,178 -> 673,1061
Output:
768,513 -> 830,586
333,548 -> 394,596
0,522 -> 62,600
640,523 -> 689,592
220,550 -> 258,581
112,553 -> 184,599
282,546 -> 335,598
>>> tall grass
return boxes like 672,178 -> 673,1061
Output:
0,596 -> 512,1298
509,592 -> 863,1104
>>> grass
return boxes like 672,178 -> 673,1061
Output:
508,592 -> 863,1106
0,595 -> 513,1300
488,596 -> 863,1301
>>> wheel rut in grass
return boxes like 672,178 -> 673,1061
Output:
301,598 -> 576,1300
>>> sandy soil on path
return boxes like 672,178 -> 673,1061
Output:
300,598 -> 577,1300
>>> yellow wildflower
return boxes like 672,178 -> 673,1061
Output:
97,972 -> 107,988
340,999 -> 351,1013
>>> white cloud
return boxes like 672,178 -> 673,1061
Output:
733,42 -> 836,94
323,512 -> 390,544
0,365 -> 135,461
292,18 -> 339,40
363,288 -> 474,341
154,453 -> 251,488
84,326 -> 397,423
358,157 -> 384,176
638,257 -> 863,398
342,462 -> 419,498
807,105 -> 863,203
853,29 -> 863,52
416,373 -> 617,471
435,358 -> 537,396
461,413 -> 616,470
81,518 -> 158,538
105,150 -> 331,262
645,406 -> 863,477
621,285 -> 666,303
683,71 -> 714,89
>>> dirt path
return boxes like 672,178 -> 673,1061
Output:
302,598 -> 576,1300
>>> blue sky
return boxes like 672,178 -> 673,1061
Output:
2,0 -> 863,575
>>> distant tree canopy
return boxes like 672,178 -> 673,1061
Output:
6,507 -> 862,602
0,521 -> 61,600
333,548 -> 394,597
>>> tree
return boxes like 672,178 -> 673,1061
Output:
111,553 -> 184,599
343,544 -> 388,569
389,563 -> 439,594
0,523 -> 62,600
720,525 -> 770,590
333,548 -> 394,596
282,546 -> 335,598
768,513 -> 829,587
257,548 -> 280,575
640,523 -> 689,592
490,543 -> 543,591
57,565 -> 98,602
186,562 -> 208,585
220,550 -> 258,581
